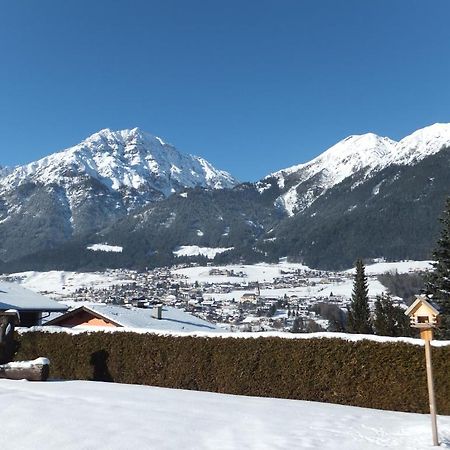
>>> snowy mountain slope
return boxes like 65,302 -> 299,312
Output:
0,128 -> 237,261
264,123 -> 450,216
269,148 -> 450,269
1,122 -> 450,271
389,122 -> 450,166
0,165 -> 12,178
0,127 -> 236,197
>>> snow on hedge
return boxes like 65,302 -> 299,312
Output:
0,380 -> 448,449
17,327 -> 450,347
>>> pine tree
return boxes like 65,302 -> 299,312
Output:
425,197 -> 450,339
291,317 -> 301,333
347,259 -> 372,334
373,293 -> 411,337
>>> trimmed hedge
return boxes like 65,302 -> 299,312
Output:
14,331 -> 450,414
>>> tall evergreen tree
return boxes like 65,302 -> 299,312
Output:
373,293 -> 411,337
426,197 -> 450,339
347,259 -> 372,334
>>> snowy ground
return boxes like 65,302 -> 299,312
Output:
87,243 -> 123,253
1,270 -> 135,298
0,260 -> 431,301
175,260 -> 431,301
175,260 -> 431,284
202,279 -> 388,303
174,261 -> 312,283
173,245 -> 234,259
346,260 -> 433,275
0,380 -> 448,450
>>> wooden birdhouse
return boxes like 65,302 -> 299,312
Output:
404,295 -> 440,329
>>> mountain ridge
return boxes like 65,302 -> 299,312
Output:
0,122 -> 449,271
263,123 -> 450,216
0,127 -> 238,262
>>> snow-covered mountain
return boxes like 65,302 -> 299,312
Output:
0,127 -> 236,199
0,128 -> 237,261
263,123 -> 450,216
0,165 -> 12,178
1,122 -> 449,271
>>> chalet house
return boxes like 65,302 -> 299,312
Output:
0,281 -> 68,327
45,303 -> 222,332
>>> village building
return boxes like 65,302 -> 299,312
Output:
45,303 -> 222,332
0,281 -> 67,326
239,293 -> 259,304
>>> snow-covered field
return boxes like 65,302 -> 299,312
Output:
173,245 -> 234,259
87,243 -> 123,253
175,260 -> 430,283
174,261 -> 311,283
346,260 -> 433,275
1,260 -> 431,302
173,260 -> 432,301
0,380 -> 448,449
2,271 -> 135,298
202,279 -> 388,303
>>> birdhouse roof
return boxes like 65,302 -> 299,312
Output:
404,296 -> 440,317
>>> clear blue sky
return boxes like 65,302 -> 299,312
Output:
1,0 -> 450,181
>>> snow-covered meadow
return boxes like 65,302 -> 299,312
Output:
2,270 -> 135,298
173,245 -> 234,259
173,260 -> 430,302
0,260 -> 432,303
1,379 -> 448,449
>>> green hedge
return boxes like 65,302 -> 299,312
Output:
14,331 -> 450,414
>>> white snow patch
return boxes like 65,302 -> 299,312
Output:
2,357 -> 49,369
346,260 -> 433,275
87,243 -> 123,253
275,186 -> 299,216
173,246 -> 233,259
3,271 -> 135,298
372,181 -> 383,196
174,262 -> 311,284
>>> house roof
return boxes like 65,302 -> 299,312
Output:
404,295 -> 440,317
0,282 -> 68,312
46,303 -> 222,332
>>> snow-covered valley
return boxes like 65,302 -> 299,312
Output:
0,259 -> 432,333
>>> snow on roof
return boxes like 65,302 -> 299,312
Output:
0,281 -> 68,312
51,303 -> 221,332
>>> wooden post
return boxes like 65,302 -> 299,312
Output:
421,328 -> 439,446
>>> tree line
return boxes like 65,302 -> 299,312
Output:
347,197 -> 450,339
